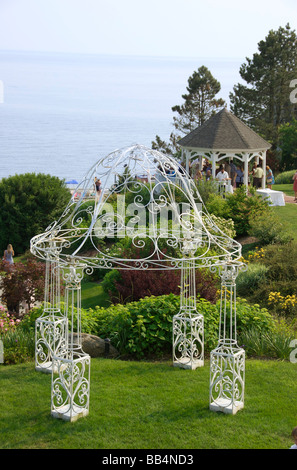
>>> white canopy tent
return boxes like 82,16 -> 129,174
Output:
178,108 -> 271,190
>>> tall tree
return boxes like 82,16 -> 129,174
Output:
152,66 -> 225,154
230,23 -> 297,153
278,119 -> 297,170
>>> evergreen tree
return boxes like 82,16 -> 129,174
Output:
230,23 -> 297,153
0,173 -> 70,254
152,66 -> 225,154
279,119 -> 297,170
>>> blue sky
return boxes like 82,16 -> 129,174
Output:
0,0 -> 297,59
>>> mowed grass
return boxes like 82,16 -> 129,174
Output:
80,280 -> 110,309
273,183 -> 295,197
0,358 -> 297,449
272,203 -> 297,242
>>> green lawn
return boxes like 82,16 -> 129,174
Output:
80,280 -> 110,309
272,203 -> 297,242
1,358 -> 297,449
273,183 -> 295,197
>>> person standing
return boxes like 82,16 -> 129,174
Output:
3,244 -> 14,265
94,177 -> 102,202
253,164 -> 264,189
266,166 -> 274,189
216,166 -> 229,182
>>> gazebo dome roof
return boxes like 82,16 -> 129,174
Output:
30,144 -> 242,270
178,108 -> 271,152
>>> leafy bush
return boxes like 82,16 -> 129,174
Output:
92,295 -> 276,358
19,294 -> 277,360
0,304 -> 34,364
195,179 -> 221,204
274,169 -> 297,184
0,258 -> 46,317
236,264 -> 269,296
239,242 -> 297,309
248,211 -> 293,245
238,319 -> 295,360
0,328 -> 35,364
205,193 -> 231,218
101,267 -> 219,305
225,185 -> 270,235
0,173 -> 71,254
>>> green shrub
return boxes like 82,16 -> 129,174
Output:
0,328 -> 35,364
236,264 -> 269,296
242,242 -> 297,308
0,173 -> 70,254
225,185 -> 270,235
19,294 -> 277,360
93,295 -> 276,358
238,319 -> 295,360
248,211 -> 293,245
205,193 -> 231,218
274,170 -> 297,184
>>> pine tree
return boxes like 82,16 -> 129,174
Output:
152,66 -> 225,155
230,23 -> 297,152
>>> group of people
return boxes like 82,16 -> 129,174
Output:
189,157 -> 276,191
189,158 -> 245,188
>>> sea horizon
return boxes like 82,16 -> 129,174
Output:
0,49 -> 244,183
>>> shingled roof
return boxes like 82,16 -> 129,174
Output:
178,108 -> 271,151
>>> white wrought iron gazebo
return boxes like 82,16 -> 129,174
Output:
31,144 -> 246,421
178,107 -> 271,189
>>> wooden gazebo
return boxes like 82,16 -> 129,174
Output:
178,108 -> 271,189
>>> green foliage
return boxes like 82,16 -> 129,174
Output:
236,264 -> 270,296
239,319 -> 295,360
274,169 -> 297,184
152,65 -> 225,154
204,214 -> 236,239
205,193 -> 231,218
248,211 -> 293,245
241,242 -> 297,308
92,294 -> 275,358
230,23 -> 297,152
13,292 -> 278,363
0,173 -> 70,254
0,328 -> 35,364
225,185 -> 270,235
279,120 -> 297,171
195,179 -> 221,205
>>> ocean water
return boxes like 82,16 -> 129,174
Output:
0,50 -> 242,183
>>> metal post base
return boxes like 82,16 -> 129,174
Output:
51,351 -> 90,422
35,313 -> 68,374
173,312 -> 204,370
209,343 -> 245,415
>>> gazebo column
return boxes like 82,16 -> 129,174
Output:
243,153 -> 249,190
262,151 -> 267,188
173,247 -> 204,370
211,152 -> 217,180
35,242 -> 67,374
209,263 -> 245,415
51,265 -> 90,422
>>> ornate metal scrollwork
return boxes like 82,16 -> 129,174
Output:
30,144 -> 247,420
